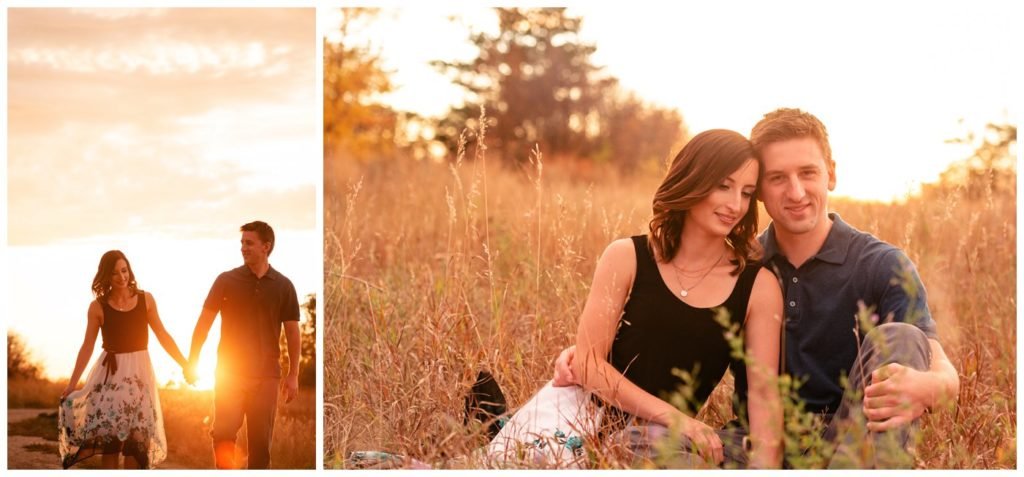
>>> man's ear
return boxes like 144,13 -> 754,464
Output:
827,160 -> 837,191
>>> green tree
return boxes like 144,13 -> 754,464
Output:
434,8 -> 685,172
8,331 -> 43,380
324,8 -> 399,161
594,88 -> 688,173
928,122 -> 1017,200
434,8 -> 617,165
280,293 -> 317,388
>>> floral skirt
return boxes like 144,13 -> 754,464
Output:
58,350 -> 167,469
485,381 -> 601,469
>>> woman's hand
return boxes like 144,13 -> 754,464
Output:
552,345 -> 577,387
182,361 -> 199,386
679,416 -> 724,466
60,384 -> 76,402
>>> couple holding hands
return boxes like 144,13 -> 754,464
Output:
58,221 -> 301,470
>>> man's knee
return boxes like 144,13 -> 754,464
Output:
861,322 -> 930,371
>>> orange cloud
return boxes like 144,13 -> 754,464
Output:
8,8 -> 317,245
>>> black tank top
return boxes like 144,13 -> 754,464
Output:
100,292 -> 149,353
609,235 -> 760,414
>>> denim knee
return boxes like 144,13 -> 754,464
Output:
861,322 -> 930,371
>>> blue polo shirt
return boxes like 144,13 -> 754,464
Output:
759,213 -> 938,415
203,265 -> 300,378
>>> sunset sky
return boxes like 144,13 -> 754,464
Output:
7,8 -> 318,387
322,1 -> 1018,202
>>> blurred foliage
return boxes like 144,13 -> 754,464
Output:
8,331 -> 43,380
324,8 -> 399,161
323,8 -> 685,172
433,8 -> 685,170
924,122 -> 1016,200
279,293 -> 317,387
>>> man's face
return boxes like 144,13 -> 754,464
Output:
758,136 -> 836,236
240,230 -> 271,265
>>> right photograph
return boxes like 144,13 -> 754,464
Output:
323,5 -> 1017,470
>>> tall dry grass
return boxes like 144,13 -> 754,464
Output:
324,139 -> 1015,468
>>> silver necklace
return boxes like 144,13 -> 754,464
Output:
671,250 -> 726,297
109,294 -> 134,312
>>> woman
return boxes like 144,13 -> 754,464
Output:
59,250 -> 193,469
486,129 -> 784,468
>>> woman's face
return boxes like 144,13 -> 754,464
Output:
110,258 -> 131,290
687,158 -> 759,238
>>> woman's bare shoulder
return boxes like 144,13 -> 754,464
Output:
750,267 -> 783,305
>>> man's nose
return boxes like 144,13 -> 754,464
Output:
786,176 -> 806,200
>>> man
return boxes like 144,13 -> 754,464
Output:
188,220 -> 301,469
554,108 -> 959,468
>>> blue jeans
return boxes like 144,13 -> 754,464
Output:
612,423 -> 750,468
825,322 -> 931,469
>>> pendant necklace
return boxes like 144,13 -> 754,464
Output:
671,249 -> 726,298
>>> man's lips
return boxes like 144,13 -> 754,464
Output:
785,203 -> 811,214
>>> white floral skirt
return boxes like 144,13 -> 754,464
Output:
58,350 -> 167,469
485,381 -> 601,469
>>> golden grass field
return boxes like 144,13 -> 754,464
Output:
324,144 -> 1015,468
8,379 -> 315,469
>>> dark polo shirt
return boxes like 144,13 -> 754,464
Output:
758,213 -> 938,415
203,264 -> 300,378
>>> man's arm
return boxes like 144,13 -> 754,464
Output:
280,320 -> 300,404
188,308 -> 218,380
863,249 -> 958,429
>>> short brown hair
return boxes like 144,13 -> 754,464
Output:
750,108 -> 834,175
241,221 -> 275,255
649,129 -> 761,275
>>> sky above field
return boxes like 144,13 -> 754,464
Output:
323,1 -> 1019,202
7,8 -> 318,388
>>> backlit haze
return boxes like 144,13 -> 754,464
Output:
322,1 -> 1018,202
7,8 -> 317,389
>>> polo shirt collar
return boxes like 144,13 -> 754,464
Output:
816,213 -> 853,265
240,264 -> 279,280
761,212 -> 852,266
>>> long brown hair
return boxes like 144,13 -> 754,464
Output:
648,129 -> 762,274
91,250 -> 139,301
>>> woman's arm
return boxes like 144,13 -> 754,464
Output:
572,239 -> 724,464
144,292 -> 189,368
62,301 -> 103,400
744,268 -> 784,468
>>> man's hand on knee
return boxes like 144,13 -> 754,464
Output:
552,345 -> 577,387
863,363 -> 931,432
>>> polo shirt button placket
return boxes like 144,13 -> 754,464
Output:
786,274 -> 799,324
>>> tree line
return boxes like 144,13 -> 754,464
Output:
325,8 -> 686,172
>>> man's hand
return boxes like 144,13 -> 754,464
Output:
552,345 -> 577,387
281,374 -> 299,404
183,361 -> 199,386
863,363 -> 931,432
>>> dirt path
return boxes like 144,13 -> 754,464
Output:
8,409 -> 60,470
7,409 -> 191,470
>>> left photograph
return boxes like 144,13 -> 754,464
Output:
7,8 -> 317,470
